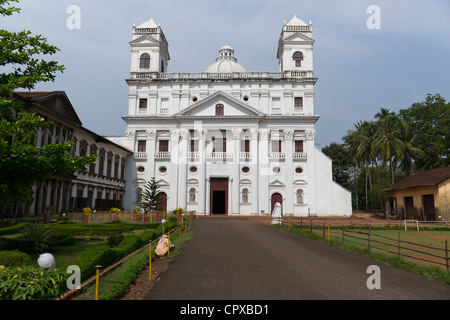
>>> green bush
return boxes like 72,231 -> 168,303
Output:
0,266 -> 67,300
107,234 -> 124,248
0,222 -> 29,236
0,250 -> 32,267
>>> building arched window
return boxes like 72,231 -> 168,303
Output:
136,188 -> 143,204
242,188 -> 249,203
296,189 -> 303,204
139,53 -> 150,69
215,103 -> 224,116
189,188 -> 196,203
293,51 -> 303,67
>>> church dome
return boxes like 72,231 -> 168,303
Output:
205,44 -> 247,73
286,14 -> 307,26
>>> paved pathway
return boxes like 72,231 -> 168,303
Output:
144,217 -> 450,300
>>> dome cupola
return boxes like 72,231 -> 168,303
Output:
205,44 -> 247,73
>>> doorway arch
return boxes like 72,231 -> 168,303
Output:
271,192 -> 283,214
157,192 -> 167,213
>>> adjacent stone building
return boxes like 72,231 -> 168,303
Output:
13,91 -> 132,217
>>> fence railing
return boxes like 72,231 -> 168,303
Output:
276,216 -> 450,271
66,210 -> 197,224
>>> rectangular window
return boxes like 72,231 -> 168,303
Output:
159,140 -> 169,152
139,98 -> 147,109
212,131 -> 226,152
241,139 -> 250,152
272,140 -> 282,152
295,140 -> 304,153
137,140 -> 146,152
190,140 -> 198,152
294,97 -> 303,110
271,97 -> 281,114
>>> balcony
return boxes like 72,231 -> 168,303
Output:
239,152 -> 252,161
154,152 -> 171,160
205,152 -> 234,160
293,152 -> 307,160
268,152 -> 285,160
187,152 -> 200,161
134,152 -> 148,160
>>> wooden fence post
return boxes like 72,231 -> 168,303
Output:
398,232 -> 401,258
446,240 -> 449,271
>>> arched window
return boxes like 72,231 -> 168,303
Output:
242,188 -> 249,203
136,188 -> 143,204
296,189 -> 303,204
215,103 -> 224,116
139,53 -> 150,69
98,156 -> 104,176
189,188 -> 196,203
293,51 -> 304,67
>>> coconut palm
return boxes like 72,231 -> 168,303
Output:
396,119 -> 425,176
373,108 -> 403,185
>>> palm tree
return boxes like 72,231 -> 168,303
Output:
345,121 -> 378,210
374,108 -> 403,185
396,119 -> 425,176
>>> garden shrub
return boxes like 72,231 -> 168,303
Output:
0,250 -> 32,267
0,222 -> 29,236
0,266 -> 67,300
112,235 -> 143,256
107,234 -> 124,248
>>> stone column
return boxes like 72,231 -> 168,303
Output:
250,129 -> 259,214
258,129 -> 270,214
306,129 -> 316,214
170,129 -> 180,210
147,129 -> 156,176
284,129 -> 294,214
178,129 -> 188,210
197,127 -> 206,214
232,129 -> 241,214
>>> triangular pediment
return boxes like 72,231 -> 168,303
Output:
175,91 -> 265,118
269,179 -> 285,187
283,32 -> 314,43
129,35 -> 161,46
14,91 -> 83,126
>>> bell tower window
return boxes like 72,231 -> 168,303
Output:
293,51 -> 303,67
139,53 -> 150,69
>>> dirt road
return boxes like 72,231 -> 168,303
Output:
143,217 -> 450,300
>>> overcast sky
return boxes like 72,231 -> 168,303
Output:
4,0 -> 450,149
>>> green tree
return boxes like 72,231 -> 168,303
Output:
0,0 -> 96,216
140,177 -> 161,212
321,142 -> 351,190
399,94 -> 450,171
373,108 -> 403,185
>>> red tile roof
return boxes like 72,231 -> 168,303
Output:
386,166 -> 450,191
13,91 -> 63,100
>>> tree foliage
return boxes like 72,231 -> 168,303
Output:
323,93 -> 448,212
0,0 -> 96,212
140,177 -> 161,212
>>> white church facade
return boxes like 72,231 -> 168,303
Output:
107,15 -> 352,216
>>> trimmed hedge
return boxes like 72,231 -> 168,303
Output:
0,250 -> 32,267
62,220 -> 177,282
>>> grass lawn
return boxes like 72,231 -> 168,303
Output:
28,238 -> 108,268
77,228 -> 193,300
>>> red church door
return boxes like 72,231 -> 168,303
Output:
271,193 -> 282,214
157,192 -> 167,213
210,178 -> 228,214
